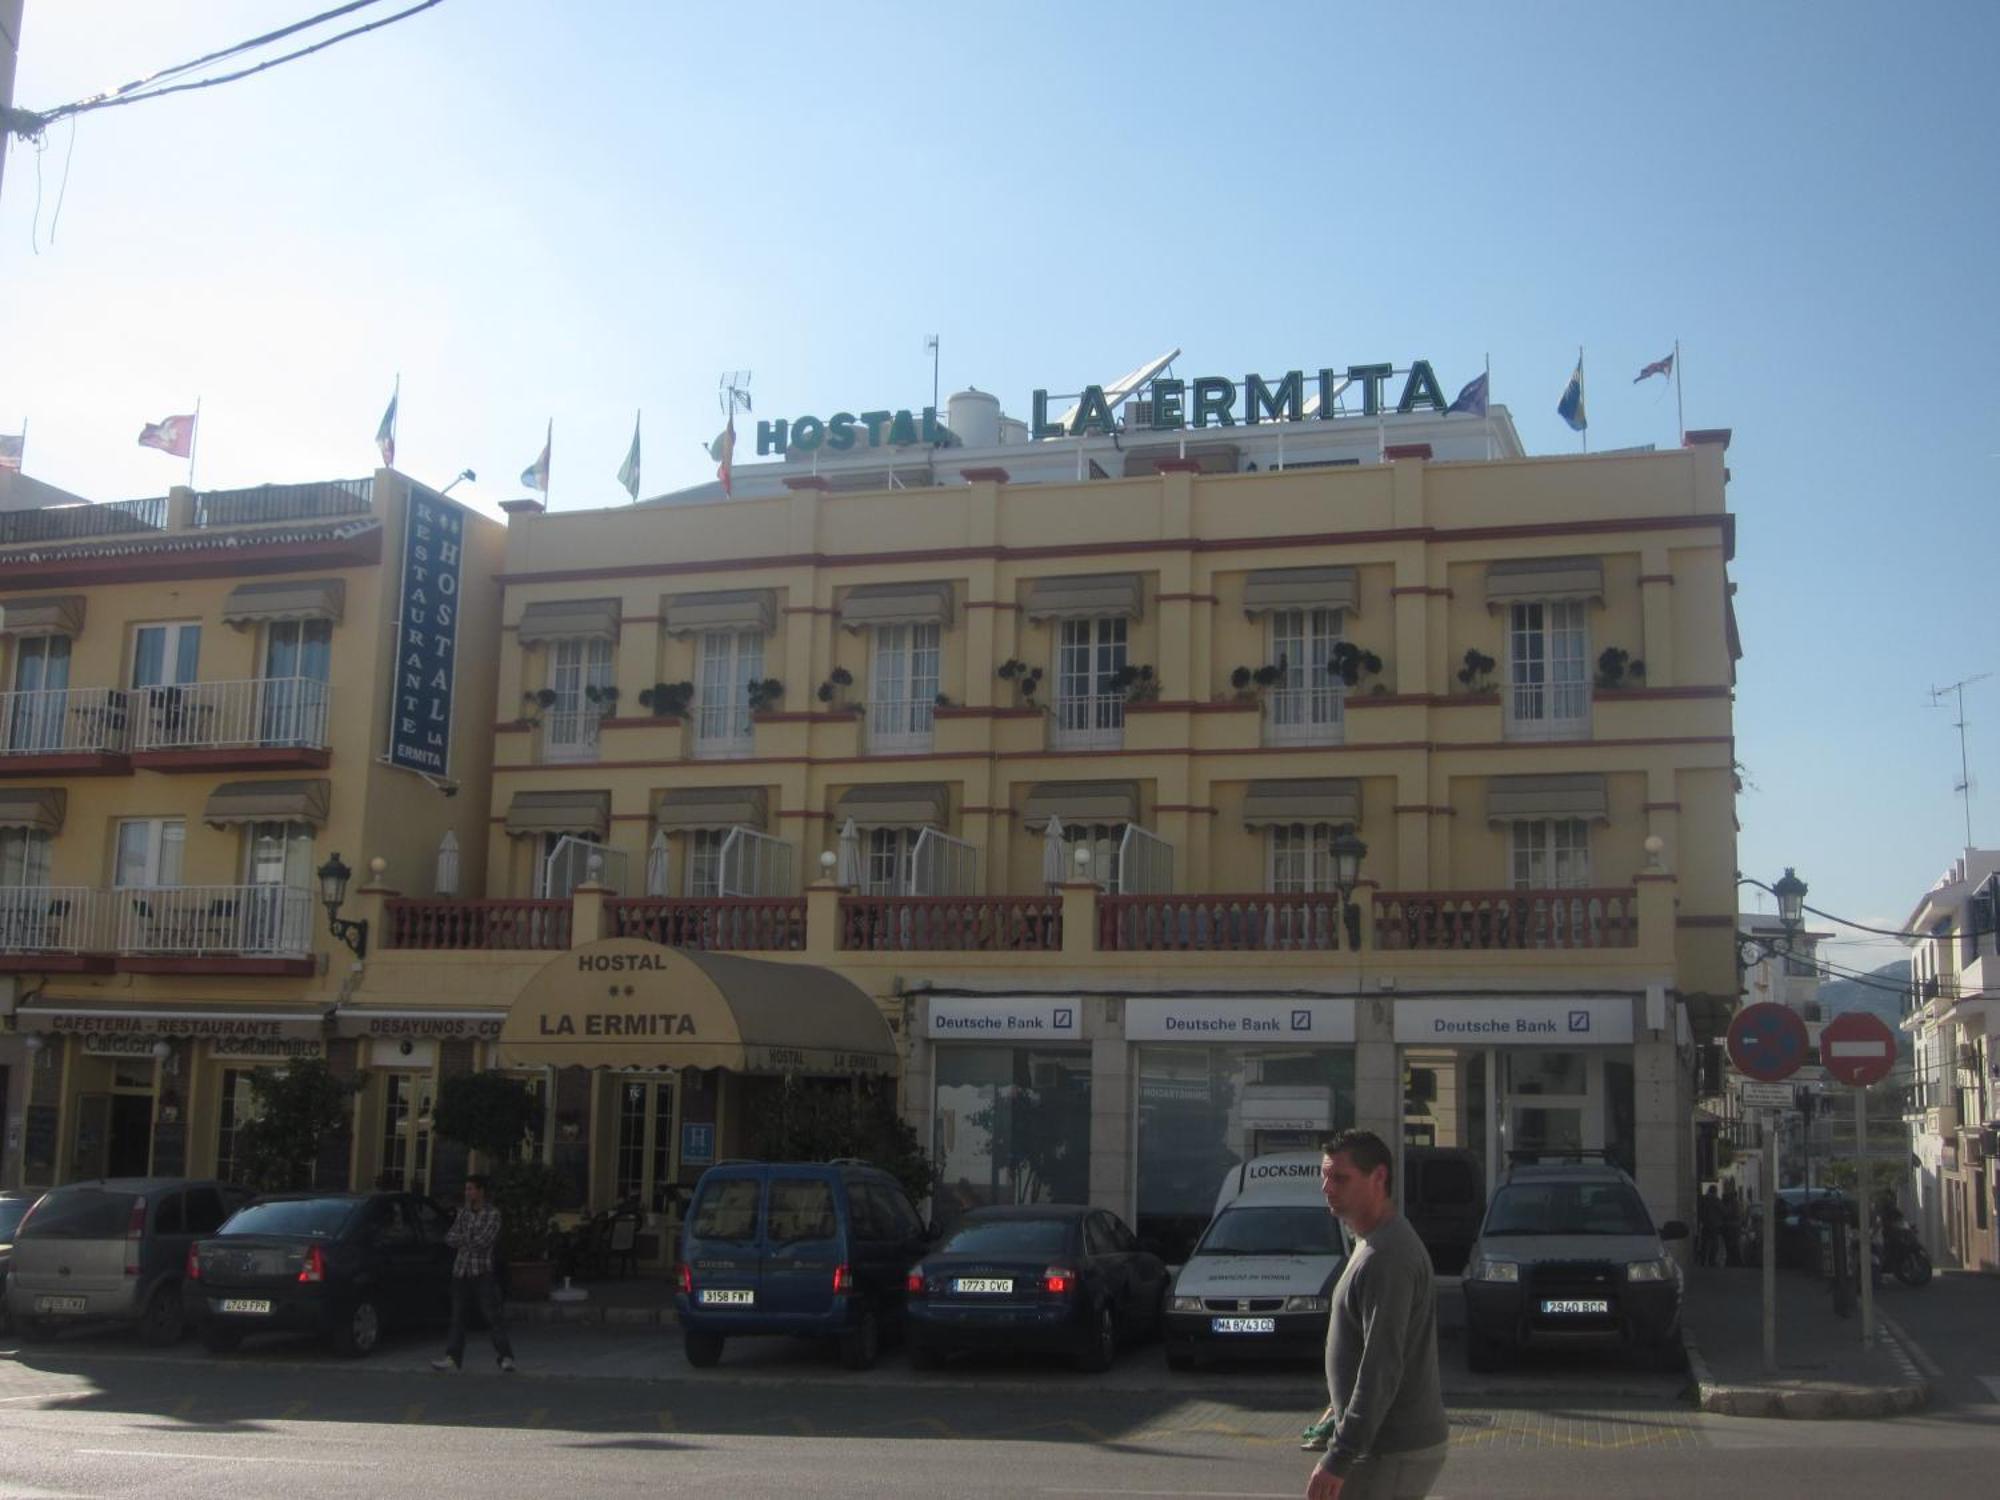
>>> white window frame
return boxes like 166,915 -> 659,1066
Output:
242,820 -> 314,889
1266,608 -> 1345,745
1509,818 -> 1592,890
0,827 -> 53,888
7,634 -> 73,753
683,828 -> 727,898
1054,616 -> 1127,750
695,630 -> 762,757
130,621 -> 201,689
115,817 -> 185,888
535,830 -> 602,898
544,636 -> 614,761
1267,822 -> 1342,894
868,623 -> 939,752
864,827 -> 921,897
1505,599 -> 1589,740
1062,820 -> 1128,894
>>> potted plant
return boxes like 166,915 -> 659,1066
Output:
1109,664 -> 1159,704
519,687 -> 558,726
1328,643 -> 1384,692
998,659 -> 1045,707
1594,648 -> 1646,691
1455,649 -> 1498,696
636,680 -> 694,717
582,684 -> 620,717
816,665 -> 858,710
746,677 -> 785,713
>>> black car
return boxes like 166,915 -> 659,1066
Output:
0,1191 -> 36,1335
904,1205 -> 1170,1372
184,1192 -> 455,1357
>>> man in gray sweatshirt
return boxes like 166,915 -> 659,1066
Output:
1306,1130 -> 1449,1500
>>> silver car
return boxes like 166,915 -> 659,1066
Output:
6,1179 -> 250,1345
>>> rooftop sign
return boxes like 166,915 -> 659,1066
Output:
1033,362 -> 1449,438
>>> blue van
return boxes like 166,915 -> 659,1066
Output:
675,1161 -> 931,1370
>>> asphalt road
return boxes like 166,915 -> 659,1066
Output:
2,1319 -> 1997,1499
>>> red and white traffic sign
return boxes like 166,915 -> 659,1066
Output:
1727,1001 -> 1810,1083
1820,1010 -> 1898,1088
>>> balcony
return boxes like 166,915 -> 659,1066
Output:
1263,687 -> 1344,747
1050,695 -> 1124,752
541,709 -> 603,763
607,897 -> 806,951
693,702 -> 754,759
112,884 -> 316,974
1099,893 -> 1351,952
0,886 -> 114,971
0,688 -> 134,775
385,898 -> 573,951
838,895 -> 1062,952
127,677 -> 332,771
865,699 -> 935,755
191,479 -> 372,529
1373,889 -> 1639,950
0,498 -> 165,546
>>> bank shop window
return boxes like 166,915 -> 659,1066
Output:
933,1047 -> 1091,1225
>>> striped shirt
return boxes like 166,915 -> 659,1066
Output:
447,1203 -> 503,1278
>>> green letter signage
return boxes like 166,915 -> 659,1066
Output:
1345,364 -> 1394,417
1246,370 -> 1304,424
1193,376 -> 1237,428
1396,360 -> 1446,414
1070,385 -> 1117,437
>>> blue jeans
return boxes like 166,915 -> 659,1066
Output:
444,1271 -> 513,1364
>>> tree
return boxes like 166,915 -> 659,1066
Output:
747,1079 -> 935,1206
433,1071 -> 538,1168
232,1059 -> 361,1193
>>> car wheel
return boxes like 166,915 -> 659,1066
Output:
683,1331 -> 725,1368
1465,1331 -> 1508,1373
839,1312 -> 881,1372
200,1325 -> 244,1355
1895,1249 -> 1933,1287
140,1284 -> 186,1347
329,1298 -> 382,1358
1076,1305 -> 1117,1373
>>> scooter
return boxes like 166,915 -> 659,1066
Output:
1879,1218 -> 1933,1287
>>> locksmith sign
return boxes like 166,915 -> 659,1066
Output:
387,488 -> 466,776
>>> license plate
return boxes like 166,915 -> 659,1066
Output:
698,1289 -> 754,1306
219,1298 -> 273,1316
34,1296 -> 86,1315
1540,1298 -> 1610,1315
1210,1316 -> 1276,1334
952,1277 -> 1013,1295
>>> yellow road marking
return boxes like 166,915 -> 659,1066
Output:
652,1409 -> 675,1433
524,1408 -> 549,1429
402,1403 -> 426,1424
276,1401 -> 310,1420
170,1395 -> 197,1418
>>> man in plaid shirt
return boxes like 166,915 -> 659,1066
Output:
433,1174 -> 516,1372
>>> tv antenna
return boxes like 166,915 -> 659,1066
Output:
924,335 -> 940,416
1930,672 -> 1992,847
718,371 -> 753,416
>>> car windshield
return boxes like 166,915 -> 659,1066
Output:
15,1188 -> 136,1240
938,1218 -> 1074,1258
1484,1182 -> 1654,1237
0,1198 -> 32,1239
220,1199 -> 358,1239
1194,1206 -> 1344,1257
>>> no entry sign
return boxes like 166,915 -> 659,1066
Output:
1821,1010 -> 1898,1088
1727,1002 -> 1809,1083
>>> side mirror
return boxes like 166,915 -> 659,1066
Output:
1659,1220 -> 1690,1242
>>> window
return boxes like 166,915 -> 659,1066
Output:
765,1178 -> 837,1244
8,633 -> 71,750
378,1072 -> 431,1193
1267,608 -> 1343,743
614,1081 -> 648,1205
1062,821 -> 1127,893
545,636 -> 614,760
215,1069 -> 257,1185
869,623 -> 939,751
115,818 -> 185,888
1054,617 -> 1126,749
244,821 -> 313,888
261,619 -> 331,746
684,828 -> 726,898
537,831 -> 602,898
1269,823 -> 1344,894
131,622 -> 200,689
0,828 -> 52,888
1510,819 -> 1591,890
1506,600 -> 1588,738
864,827 -> 919,896
690,1178 -> 760,1241
696,630 -> 762,755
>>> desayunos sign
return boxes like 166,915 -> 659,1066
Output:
387,489 -> 467,775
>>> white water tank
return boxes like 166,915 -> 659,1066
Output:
947,388 -> 1001,449
998,416 -> 1029,446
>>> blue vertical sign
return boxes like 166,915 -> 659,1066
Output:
387,489 -> 466,775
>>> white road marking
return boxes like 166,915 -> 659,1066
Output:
73,1449 -> 381,1466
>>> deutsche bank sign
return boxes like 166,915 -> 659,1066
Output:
1125,998 -> 1356,1044
387,489 -> 467,775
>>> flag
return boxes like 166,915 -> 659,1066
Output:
1634,353 -> 1674,384
520,421 -> 551,493
1556,360 -> 1587,432
616,412 -> 641,501
375,383 -> 399,466
713,411 -> 736,497
0,433 -> 22,472
138,413 -> 197,457
1447,372 -> 1489,417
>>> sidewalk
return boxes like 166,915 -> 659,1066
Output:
1680,1266 -> 1932,1418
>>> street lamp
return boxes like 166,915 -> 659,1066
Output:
1330,829 -> 1368,950
1772,868 -> 1807,935
316,852 -> 369,960
1738,867 -> 1810,968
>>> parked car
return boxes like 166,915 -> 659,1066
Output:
6,1178 -> 250,1345
1166,1152 -> 1350,1370
905,1205 -> 1168,1372
0,1191 -> 38,1335
675,1160 -> 930,1371
1462,1154 -> 1688,1372
184,1192 -> 456,1357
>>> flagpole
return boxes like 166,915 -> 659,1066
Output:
1674,339 -> 1684,445
188,397 -> 202,489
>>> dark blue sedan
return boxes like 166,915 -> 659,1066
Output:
904,1205 -> 1169,1372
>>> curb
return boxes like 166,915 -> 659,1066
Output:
1684,1328 -> 1931,1419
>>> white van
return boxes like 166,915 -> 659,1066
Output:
1164,1152 -> 1349,1369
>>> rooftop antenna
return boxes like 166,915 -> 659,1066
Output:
718,371 -> 753,417
925,335 -> 940,416
1929,672 -> 1992,847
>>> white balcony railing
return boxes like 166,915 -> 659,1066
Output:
129,677 -> 331,752
694,701 -> 754,758
866,698 -> 935,753
1051,694 -> 1124,751
1263,686 -> 1345,745
111,884 -> 313,956
0,886 -> 105,952
0,687 -> 133,755
541,709 -> 603,762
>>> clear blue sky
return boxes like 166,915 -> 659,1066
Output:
3,1 -> 1996,965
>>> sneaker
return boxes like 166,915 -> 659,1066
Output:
498,1357 -> 517,1373
430,1357 -> 461,1373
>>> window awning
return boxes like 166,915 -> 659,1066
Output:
516,598 -> 621,645
0,593 -> 85,637
505,789 -> 611,838
654,785 -> 768,831
220,578 -> 345,625
1019,780 -> 1140,830
1485,773 -> 1610,824
495,939 -> 896,1076
1024,573 -> 1143,622
1242,566 -> 1359,617
838,581 -> 953,631
1241,778 -> 1361,829
834,782 -> 949,827
663,588 -> 775,636
0,786 -> 65,833
203,778 -> 332,827
1484,557 -> 1605,608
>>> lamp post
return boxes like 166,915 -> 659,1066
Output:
316,852 -> 369,960
1331,830 -> 1368,950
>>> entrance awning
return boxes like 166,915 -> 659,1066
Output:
221,578 -> 346,625
495,938 -> 897,1075
0,786 -> 65,833
203,778 -> 332,827
13,998 -> 327,1042
0,593 -> 86,637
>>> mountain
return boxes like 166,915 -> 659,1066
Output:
1816,960 -> 1911,1054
